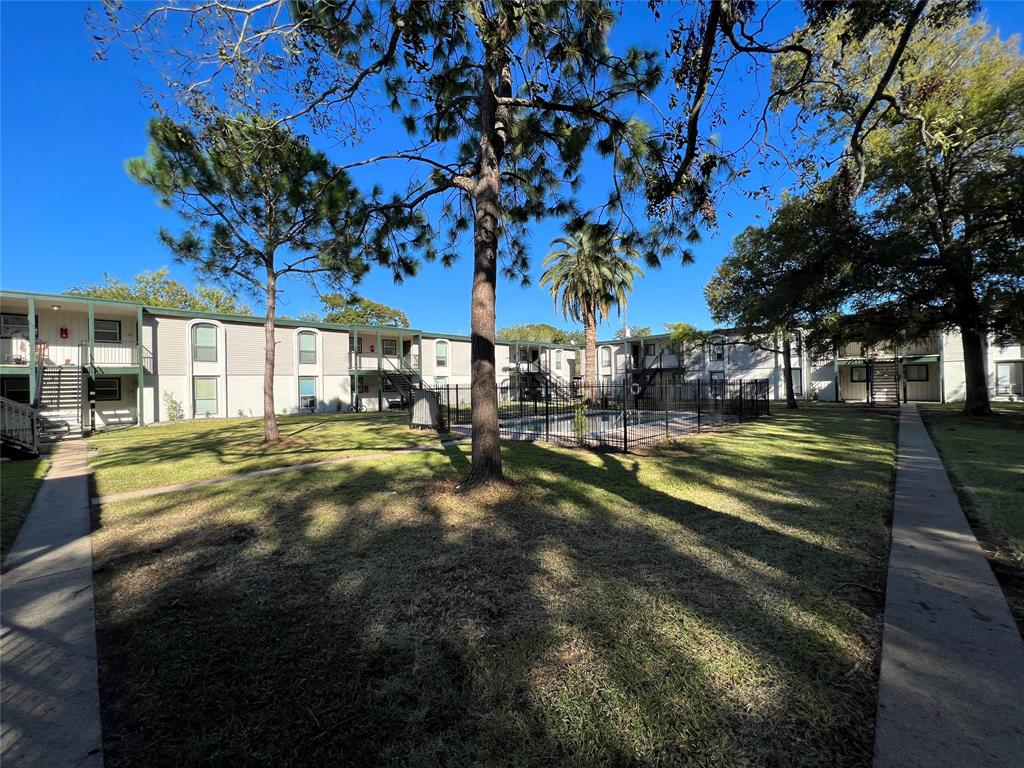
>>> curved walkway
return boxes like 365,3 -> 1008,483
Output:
1,440 -> 103,767
874,405 -> 1024,767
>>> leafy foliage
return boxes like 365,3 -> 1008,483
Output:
319,295 -> 410,327
68,268 -> 252,315
497,323 -> 583,345
541,222 -> 644,388
774,17 -> 1024,412
613,326 -> 651,339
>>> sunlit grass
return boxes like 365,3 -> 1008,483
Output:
92,404 -> 895,767
88,411 -> 451,496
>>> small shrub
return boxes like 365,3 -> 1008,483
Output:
162,391 -> 184,421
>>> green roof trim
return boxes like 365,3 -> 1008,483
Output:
1,289 -> 578,351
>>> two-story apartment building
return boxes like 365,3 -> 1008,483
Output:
0,290 -> 579,435
582,330 -> 808,400
2,289 -> 1018,438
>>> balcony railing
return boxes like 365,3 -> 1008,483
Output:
83,341 -> 139,367
1,337 -> 32,366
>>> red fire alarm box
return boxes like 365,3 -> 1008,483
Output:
370,344 -> 375,353
60,327 -> 69,339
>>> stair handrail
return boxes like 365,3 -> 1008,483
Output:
0,395 -> 39,454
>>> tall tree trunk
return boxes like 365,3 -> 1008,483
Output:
263,269 -> 281,443
464,67 -> 507,488
960,322 -> 992,416
584,304 -> 598,392
782,332 -> 798,409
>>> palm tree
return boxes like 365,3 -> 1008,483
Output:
541,224 -> 643,392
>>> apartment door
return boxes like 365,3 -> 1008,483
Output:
631,342 -> 641,369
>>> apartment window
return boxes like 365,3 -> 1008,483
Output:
298,376 -> 317,410
644,343 -> 655,356
383,377 -> 396,392
193,376 -> 218,417
94,377 -> 121,402
1,377 -> 30,404
1,314 -> 34,340
850,366 -> 867,383
601,347 -> 611,368
192,324 -> 218,363
905,364 -> 929,382
94,319 -> 121,343
298,331 -> 317,364
382,338 -> 397,356
435,376 -> 448,388
518,346 -> 529,363
995,361 -> 1023,396
711,341 -> 725,362
356,336 -> 363,354
435,340 -> 448,367
555,350 -> 562,370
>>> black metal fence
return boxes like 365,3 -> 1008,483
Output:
432,379 -> 770,452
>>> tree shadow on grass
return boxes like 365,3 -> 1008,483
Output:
88,407 -> 894,767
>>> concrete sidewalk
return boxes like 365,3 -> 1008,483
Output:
1,440 -> 103,767
874,405 -> 1024,768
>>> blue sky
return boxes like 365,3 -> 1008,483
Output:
2,1 -> 1020,337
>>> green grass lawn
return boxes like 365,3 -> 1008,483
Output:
920,403 -> 1024,562
92,404 -> 895,767
88,412 -> 452,496
1,454 -> 50,559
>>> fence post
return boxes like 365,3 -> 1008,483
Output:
738,379 -> 744,423
665,384 -> 670,440
696,379 -> 702,432
622,379 -> 629,452
544,380 -> 550,442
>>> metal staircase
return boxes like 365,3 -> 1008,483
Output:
627,352 -> 664,397
0,396 -> 39,456
381,355 -> 425,409
37,365 -> 84,437
536,362 -> 574,399
868,359 -> 900,407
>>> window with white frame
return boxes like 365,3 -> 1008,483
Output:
995,361 -> 1023,395
356,336 -> 363,354
192,324 -> 217,363
298,331 -> 317,364
298,376 -> 317,409
555,349 -> 562,370
711,341 -> 725,362
94,377 -> 121,401
850,366 -> 867,382
382,338 -> 397,356
601,347 -> 611,368
435,376 -> 448,388
94,319 -> 121,343
905,364 -> 929,382
193,376 -> 218,416
435,340 -> 448,367
644,343 -> 655,356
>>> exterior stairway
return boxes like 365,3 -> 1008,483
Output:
381,356 -> 426,409
627,352 -> 664,397
869,360 -> 900,407
37,365 -> 84,437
